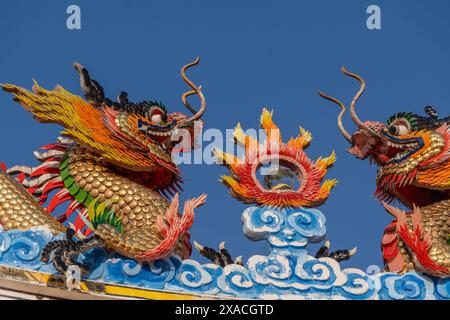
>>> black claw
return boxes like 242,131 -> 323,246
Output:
216,254 -> 226,268
195,242 -> 242,267
66,228 -> 75,241
219,248 -> 233,265
329,249 -> 352,262
235,260 -> 244,267
41,240 -> 62,263
52,247 -> 69,274
199,246 -> 225,267
315,245 -> 330,259
315,240 -> 355,263
41,233 -> 103,276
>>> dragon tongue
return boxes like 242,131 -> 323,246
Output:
378,154 -> 390,163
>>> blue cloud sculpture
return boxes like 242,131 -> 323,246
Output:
0,204 -> 448,300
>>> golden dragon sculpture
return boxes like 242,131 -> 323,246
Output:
0,58 -> 208,273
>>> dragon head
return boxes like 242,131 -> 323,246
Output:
2,58 -> 206,192
319,68 -> 450,208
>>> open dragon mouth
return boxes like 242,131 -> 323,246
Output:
138,118 -> 177,136
348,130 -> 424,166
362,129 -> 449,208
138,120 -> 183,149
375,132 -> 424,165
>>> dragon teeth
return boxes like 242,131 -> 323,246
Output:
386,140 -> 419,148
393,150 -> 411,160
149,130 -> 174,137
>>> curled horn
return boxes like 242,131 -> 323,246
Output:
340,67 -> 367,130
317,90 -> 352,143
180,57 -> 206,125
319,67 -> 378,142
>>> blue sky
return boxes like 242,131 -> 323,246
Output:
1,0 -> 449,270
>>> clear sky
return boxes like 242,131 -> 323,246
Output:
1,0 -> 449,270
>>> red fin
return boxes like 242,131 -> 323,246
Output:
39,143 -> 69,151
136,194 -> 206,261
29,166 -> 59,178
42,179 -> 64,196
386,252 -> 406,273
17,173 -> 26,183
46,189 -> 71,214
396,206 -> 449,276
65,200 -> 82,220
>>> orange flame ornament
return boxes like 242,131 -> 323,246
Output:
214,108 -> 337,208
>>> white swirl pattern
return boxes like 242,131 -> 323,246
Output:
242,206 -> 327,253
0,218 -> 448,299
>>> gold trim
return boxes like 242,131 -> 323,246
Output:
0,265 -> 222,300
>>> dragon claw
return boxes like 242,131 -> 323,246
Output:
193,240 -> 204,252
315,239 -> 356,262
41,233 -> 103,277
194,241 -> 243,267
348,246 -> 358,257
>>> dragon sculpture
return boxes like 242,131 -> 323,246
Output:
319,67 -> 450,277
0,58 -> 207,274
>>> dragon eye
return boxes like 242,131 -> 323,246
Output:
389,124 -> 409,136
151,114 -> 163,124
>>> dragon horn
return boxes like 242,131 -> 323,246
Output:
341,67 -> 379,137
318,90 -> 352,143
179,57 -> 206,125
319,67 -> 379,142
340,67 -> 366,130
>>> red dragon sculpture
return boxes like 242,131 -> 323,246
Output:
319,67 -> 449,277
